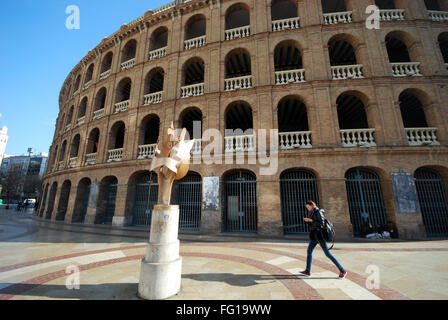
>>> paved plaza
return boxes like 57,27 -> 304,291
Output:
0,207 -> 447,300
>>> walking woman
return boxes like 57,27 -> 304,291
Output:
300,200 -> 347,278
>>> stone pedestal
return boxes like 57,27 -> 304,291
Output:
138,205 -> 182,300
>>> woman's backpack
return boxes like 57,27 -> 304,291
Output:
321,218 -> 335,250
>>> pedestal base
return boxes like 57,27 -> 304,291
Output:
138,257 -> 182,300
137,204 -> 182,300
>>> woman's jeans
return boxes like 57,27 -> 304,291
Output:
305,239 -> 345,274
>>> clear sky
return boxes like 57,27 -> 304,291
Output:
0,0 -> 167,156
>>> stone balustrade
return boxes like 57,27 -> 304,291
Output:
224,75 -> 252,91
406,128 -> 440,146
180,83 -> 204,98
153,1 -> 176,15
225,25 -> 250,41
340,129 -> 376,147
143,92 -> 163,105
275,69 -> 306,85
120,58 -> 135,71
184,36 -> 206,50
191,139 -> 202,155
379,9 -> 405,21
428,10 -> 448,22
107,148 -> 123,162
72,90 -> 79,98
272,17 -> 301,32
391,62 -> 422,77
149,47 -> 167,61
58,161 -> 65,171
85,153 -> 97,166
93,109 -> 104,120
65,124 -> 71,132
114,100 -> 130,113
323,11 -> 353,25
99,70 -> 111,81
331,65 -> 364,80
76,116 -> 85,126
224,134 -> 256,153
68,157 -> 78,168
83,80 -> 92,90
137,144 -> 157,159
279,131 -> 312,150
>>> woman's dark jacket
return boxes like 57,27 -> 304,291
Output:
308,207 -> 326,241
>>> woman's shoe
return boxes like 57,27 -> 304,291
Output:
299,271 -> 311,276
339,271 -> 347,279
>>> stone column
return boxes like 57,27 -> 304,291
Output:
84,179 -> 99,224
64,185 -> 78,223
112,182 -> 130,226
311,87 -> 341,147
257,178 -> 283,236
51,185 -> 62,221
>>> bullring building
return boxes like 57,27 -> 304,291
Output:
40,0 -> 448,240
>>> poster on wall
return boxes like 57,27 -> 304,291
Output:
391,169 -> 419,214
203,176 -> 219,211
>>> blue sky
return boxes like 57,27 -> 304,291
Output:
0,0 -> 166,156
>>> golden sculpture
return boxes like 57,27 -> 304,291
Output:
150,122 -> 195,205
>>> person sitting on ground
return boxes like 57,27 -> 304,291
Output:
387,221 -> 399,239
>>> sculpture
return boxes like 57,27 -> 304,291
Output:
150,122 -> 195,205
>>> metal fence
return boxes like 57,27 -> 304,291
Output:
345,168 -> 387,237
102,183 -> 117,225
132,172 -> 159,227
280,169 -> 319,234
224,170 -> 258,233
415,168 -> 448,237
177,172 -> 202,230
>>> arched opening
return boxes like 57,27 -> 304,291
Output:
100,52 -> 113,74
172,171 -> 202,230
40,183 -> 50,216
182,58 -> 205,86
72,178 -> 91,223
59,140 -> 67,162
74,75 -> 81,92
179,107 -> 203,140
277,96 -> 310,149
52,145 -> 59,168
56,180 -> 71,221
139,114 -> 160,145
45,182 -> 58,219
129,171 -> 159,227
438,32 -> 448,65
399,90 -> 429,128
321,0 -> 348,13
66,107 -> 74,127
415,167 -> 448,236
386,33 -> 411,63
85,64 -> 94,84
96,176 -> 118,225
121,39 -> 137,63
225,101 -> 253,133
78,97 -> 88,119
86,128 -> 100,154
223,170 -> 258,232
59,114 -> 65,133
70,134 -> 81,158
94,88 -> 107,112
225,49 -> 251,79
280,169 -> 319,234
274,41 -> 303,72
115,78 -> 132,103
144,68 -> 164,94
424,0 -> 443,11
337,93 -> 369,130
345,168 -> 388,238
108,122 -> 126,150
185,14 -> 206,46
150,27 -> 168,51
225,3 -> 250,30
328,36 -> 358,66
271,0 -> 299,21
337,93 -> 375,147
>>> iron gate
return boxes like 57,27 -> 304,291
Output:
132,172 -> 158,227
415,168 -> 448,237
177,172 -> 202,230
280,169 -> 319,234
224,170 -> 258,232
346,168 -> 387,236
102,183 -> 117,225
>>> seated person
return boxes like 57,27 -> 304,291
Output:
387,221 -> 399,239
